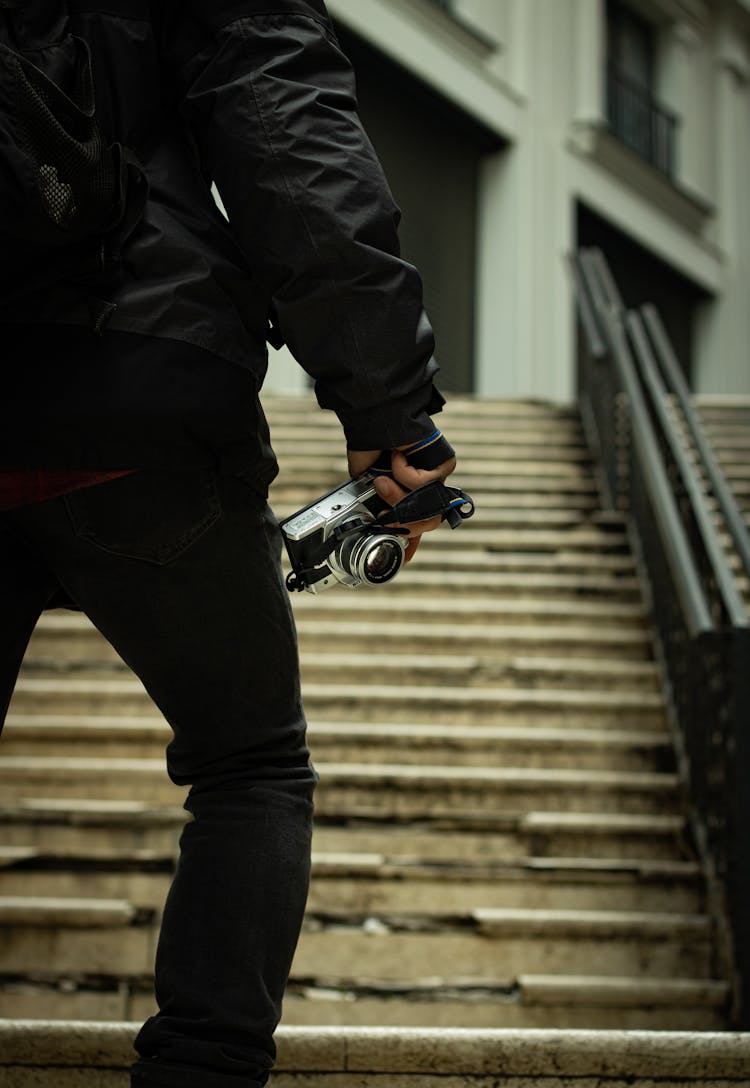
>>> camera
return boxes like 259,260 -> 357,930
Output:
280,469 -> 409,594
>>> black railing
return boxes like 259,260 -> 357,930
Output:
571,248 -> 750,1027
606,62 -> 679,179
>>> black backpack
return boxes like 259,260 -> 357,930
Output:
0,0 -> 147,328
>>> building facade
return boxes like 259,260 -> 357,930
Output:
265,0 -> 750,401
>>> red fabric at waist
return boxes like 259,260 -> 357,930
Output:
0,470 -> 138,511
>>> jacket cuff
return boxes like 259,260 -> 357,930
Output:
337,386 -> 446,451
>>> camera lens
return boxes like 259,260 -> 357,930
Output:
334,531 -> 405,586
364,540 -> 401,581
350,534 -> 405,585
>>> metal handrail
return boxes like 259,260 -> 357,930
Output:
642,304 -> 750,583
576,249 -> 713,636
572,244 -> 750,1026
626,311 -> 749,629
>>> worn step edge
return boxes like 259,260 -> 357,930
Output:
0,897 -> 136,926
290,597 -> 645,619
2,716 -> 672,751
1,1022 -> 749,1077
292,974 -> 729,1009
0,846 -> 701,883
18,654 -> 662,685
471,908 -> 711,939
0,799 -> 686,834
9,680 -> 664,711
32,618 -> 651,648
0,900 -> 708,939
0,757 -> 678,793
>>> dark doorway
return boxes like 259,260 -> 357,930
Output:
334,23 -> 503,393
577,203 -> 711,386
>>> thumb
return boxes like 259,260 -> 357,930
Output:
373,474 -> 403,505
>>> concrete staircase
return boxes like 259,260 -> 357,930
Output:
1,394 -> 749,1084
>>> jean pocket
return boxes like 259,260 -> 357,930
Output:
63,468 -> 221,565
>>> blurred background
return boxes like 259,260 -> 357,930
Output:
265,0 -> 750,402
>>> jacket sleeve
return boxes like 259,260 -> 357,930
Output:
158,0 -> 445,450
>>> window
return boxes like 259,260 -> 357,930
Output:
605,0 -> 679,178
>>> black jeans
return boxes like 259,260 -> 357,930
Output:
0,469 -> 317,1087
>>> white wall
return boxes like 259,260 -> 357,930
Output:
261,0 -> 750,398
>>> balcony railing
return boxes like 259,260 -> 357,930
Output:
606,62 -> 679,179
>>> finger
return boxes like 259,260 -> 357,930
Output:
391,449 -> 457,490
404,536 -> 421,564
373,474 -> 408,506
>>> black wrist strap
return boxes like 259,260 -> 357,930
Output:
371,430 -> 456,474
379,480 -> 475,530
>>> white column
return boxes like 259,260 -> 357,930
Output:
475,147 -> 526,397
475,140 -> 575,402
694,23 -> 750,394
573,0 -> 606,125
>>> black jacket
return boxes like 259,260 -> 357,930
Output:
0,0 -> 443,488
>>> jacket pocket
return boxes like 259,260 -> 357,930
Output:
63,468 -> 221,565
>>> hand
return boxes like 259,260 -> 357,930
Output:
347,445 -> 457,565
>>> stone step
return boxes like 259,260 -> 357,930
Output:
0,717 -> 673,771
0,896 -> 154,976
695,393 -> 750,411
295,684 -> 665,728
282,563 -> 643,600
273,471 -> 603,495
310,721 -> 670,769
271,503 -> 623,534
314,812 -> 694,862
280,978 -> 732,1031
303,855 -> 702,914
407,548 -> 637,572
0,799 -> 187,855
343,755 -> 678,812
0,849 -> 702,914
702,433 -> 750,455
289,594 -> 647,627
339,526 -> 631,553
290,566 -> 646,601
29,613 -> 654,660
292,906 -> 715,981
0,898 -> 714,981
35,595 -> 651,633
0,802 -> 690,861
300,655 -> 661,692
7,678 -> 666,728
18,653 -> 662,694
0,982 -> 734,1030
0,758 -> 679,814
295,619 -> 653,658
701,434 -> 750,452
5,1021 -> 749,1083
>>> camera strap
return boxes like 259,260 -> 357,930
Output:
379,480 -> 475,529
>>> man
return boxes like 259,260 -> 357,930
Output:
0,2 -> 455,1085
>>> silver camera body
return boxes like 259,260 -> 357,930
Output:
280,470 -> 408,594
